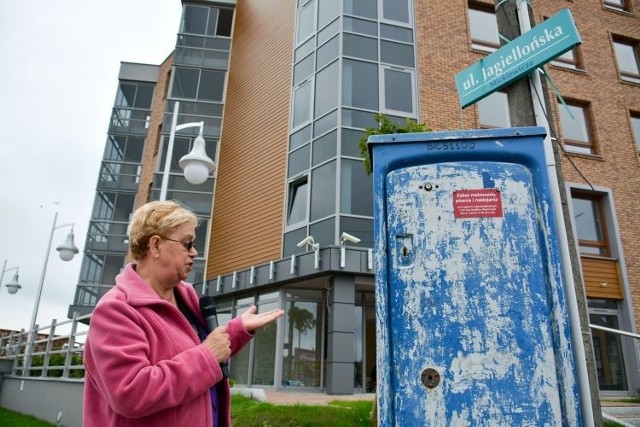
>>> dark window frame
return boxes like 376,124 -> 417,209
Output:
557,99 -> 596,154
571,191 -> 611,258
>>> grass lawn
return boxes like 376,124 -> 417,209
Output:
0,408 -> 55,427
231,395 -> 374,426
1,396 -> 374,427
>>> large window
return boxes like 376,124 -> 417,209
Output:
182,5 -> 233,37
382,67 -> 415,116
571,192 -> 610,257
115,83 -> 154,109
310,161 -> 336,220
613,37 -> 640,84
282,291 -> 323,388
297,0 -> 316,44
478,91 -> 510,128
343,0 -> 377,19
251,293 -> 281,386
172,67 -> 226,101
104,135 -> 144,163
341,159 -> 373,216
589,299 -> 628,391
381,0 -> 412,25
468,2 -> 499,52
558,100 -> 595,154
314,61 -> 339,117
343,59 -> 378,110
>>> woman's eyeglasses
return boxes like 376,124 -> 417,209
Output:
164,238 -> 196,251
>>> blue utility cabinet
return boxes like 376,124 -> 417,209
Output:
368,127 -> 581,426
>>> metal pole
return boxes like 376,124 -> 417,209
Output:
515,2 -> 594,425
160,101 -> 181,201
29,212 -> 58,338
24,212 -> 58,374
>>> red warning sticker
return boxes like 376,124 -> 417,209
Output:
453,189 -> 503,219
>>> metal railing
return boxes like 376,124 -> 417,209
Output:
0,312 -> 91,379
1,314 -> 638,381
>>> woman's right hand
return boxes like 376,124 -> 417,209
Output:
203,326 -> 231,363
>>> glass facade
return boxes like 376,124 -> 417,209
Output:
70,78 -> 155,314
219,288 -> 375,390
284,0 -> 418,256
71,2 -> 235,314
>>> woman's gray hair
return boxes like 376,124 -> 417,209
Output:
127,200 -> 199,261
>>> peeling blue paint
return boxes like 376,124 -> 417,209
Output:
369,127 -> 581,426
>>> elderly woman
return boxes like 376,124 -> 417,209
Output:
83,200 -> 283,427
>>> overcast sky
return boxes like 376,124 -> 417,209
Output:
0,1 -> 182,334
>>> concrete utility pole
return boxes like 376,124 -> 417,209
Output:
495,1 -> 603,425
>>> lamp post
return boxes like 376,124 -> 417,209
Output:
28,212 -> 79,337
159,101 -> 216,201
1,260 -> 21,295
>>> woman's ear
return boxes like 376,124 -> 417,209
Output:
148,235 -> 162,257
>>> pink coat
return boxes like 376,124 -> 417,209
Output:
83,263 -> 252,427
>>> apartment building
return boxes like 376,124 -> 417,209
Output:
68,0 -> 640,396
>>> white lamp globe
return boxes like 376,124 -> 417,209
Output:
56,231 -> 79,261
179,133 -> 215,185
6,272 -> 21,294
183,161 -> 211,185
6,283 -> 21,295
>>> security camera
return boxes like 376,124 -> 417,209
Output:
340,232 -> 361,245
297,236 -> 317,248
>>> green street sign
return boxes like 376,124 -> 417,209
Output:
456,8 -> 581,108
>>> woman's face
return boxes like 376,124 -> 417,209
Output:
158,222 -> 198,283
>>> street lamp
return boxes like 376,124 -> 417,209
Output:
160,101 -> 216,200
29,212 -> 79,335
1,260 -> 21,295
22,212 -> 79,375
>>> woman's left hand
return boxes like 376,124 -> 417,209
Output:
240,306 -> 284,333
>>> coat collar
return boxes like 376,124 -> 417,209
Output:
116,262 -> 193,308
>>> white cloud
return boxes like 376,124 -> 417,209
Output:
0,0 -> 182,333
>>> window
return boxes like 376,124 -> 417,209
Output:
468,2 -> 499,52
292,80 -> 313,129
310,160 -> 336,220
297,0 -> 316,44
182,6 -> 233,37
380,40 -> 414,67
344,0 -> 377,19
551,48 -> 582,70
172,67 -> 226,101
341,159 -> 373,216
631,113 -> 640,151
288,145 -> 311,178
613,37 -> 640,84
557,100 -> 595,154
603,0 -> 630,12
571,192 -> 610,257
343,33 -> 378,61
343,59 -> 378,110
382,0 -> 411,25
287,177 -> 309,226
381,66 -> 415,116
314,61 -> 339,118
318,0 -> 339,30
478,91 -> 510,128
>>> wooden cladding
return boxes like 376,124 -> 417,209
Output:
207,0 -> 296,277
582,256 -> 623,300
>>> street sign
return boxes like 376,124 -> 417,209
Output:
456,8 -> 581,108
